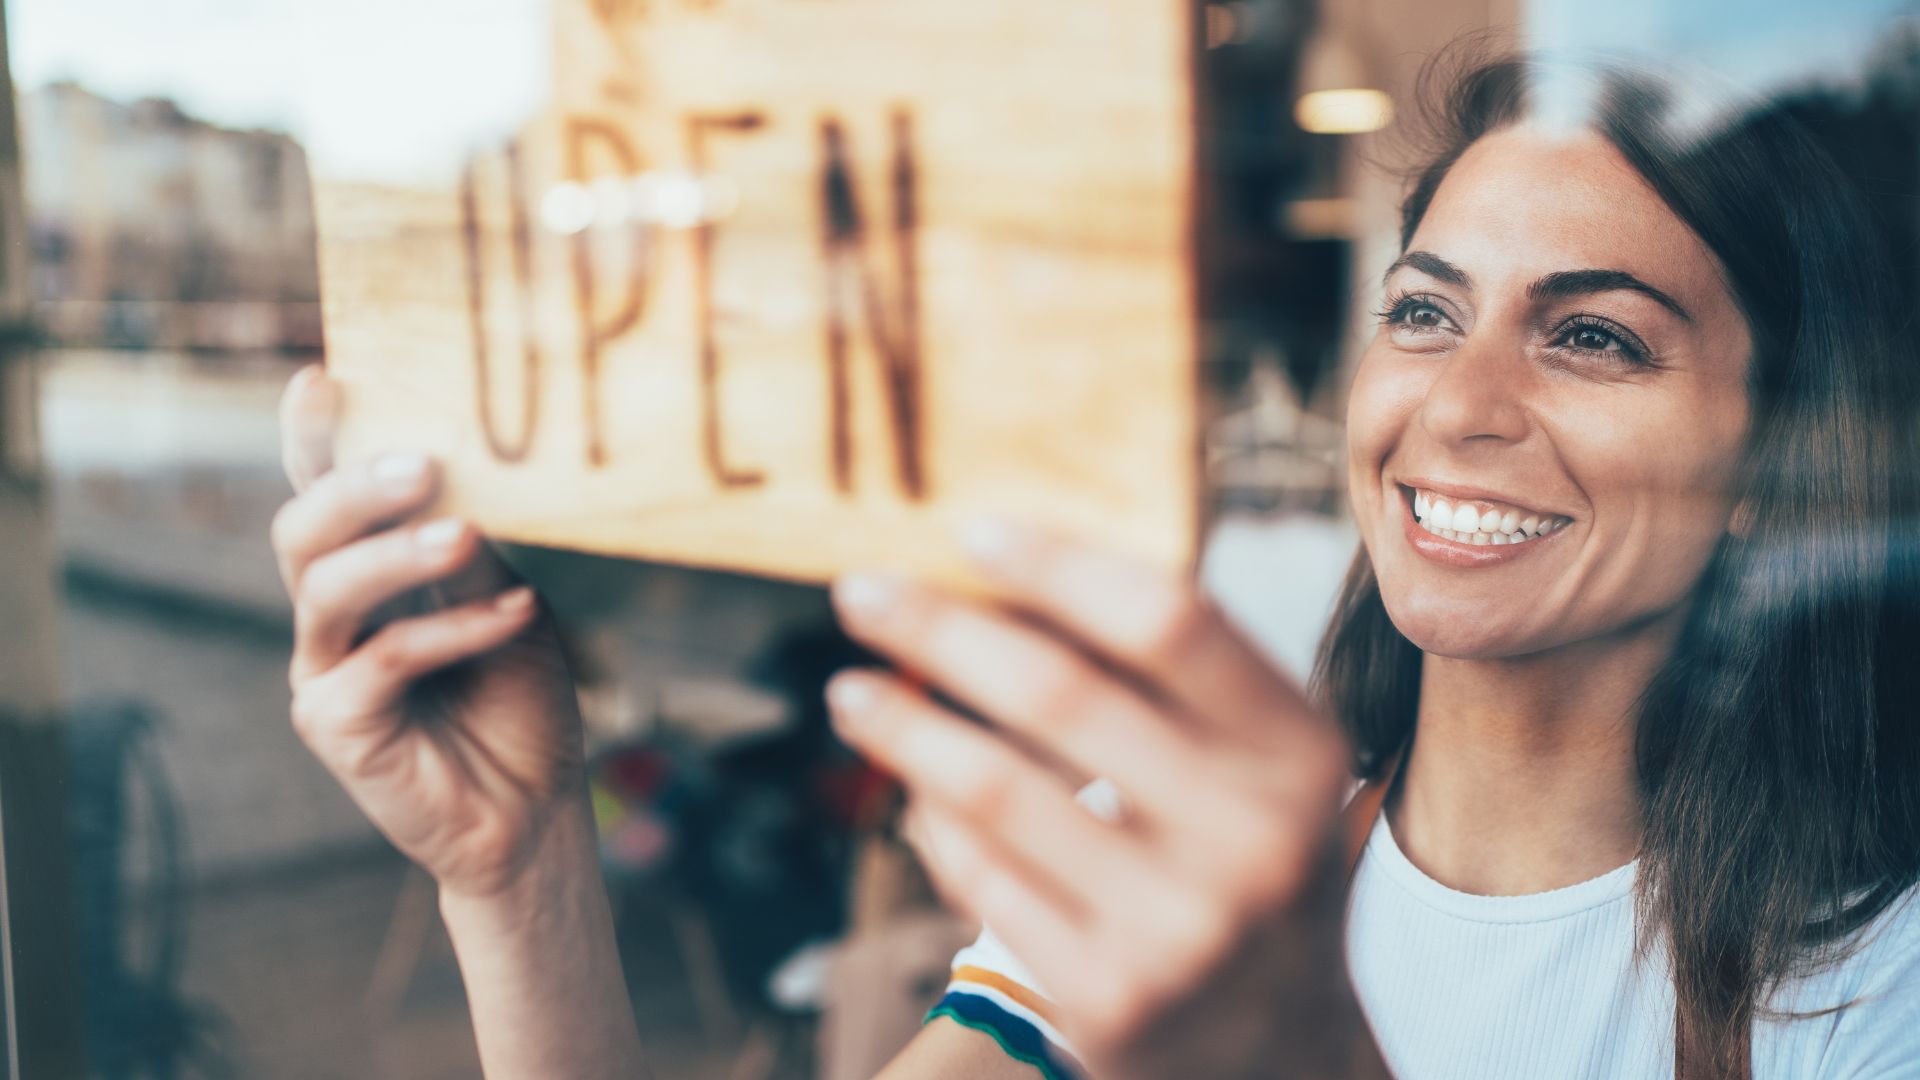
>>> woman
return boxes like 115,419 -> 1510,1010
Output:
270,55 -> 1920,1078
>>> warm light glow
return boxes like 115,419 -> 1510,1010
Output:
1294,88 -> 1393,134
540,182 -> 596,235
543,171 -> 742,234
1204,3 -> 1249,49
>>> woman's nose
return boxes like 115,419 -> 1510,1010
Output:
1416,337 -> 1531,447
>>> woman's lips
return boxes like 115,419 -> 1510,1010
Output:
1397,484 -> 1569,567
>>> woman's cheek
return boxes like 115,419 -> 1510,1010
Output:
1345,351 -> 1428,522
1344,354 -> 1398,480
1546,397 -> 1744,622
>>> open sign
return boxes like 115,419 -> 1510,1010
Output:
306,0 -> 1201,584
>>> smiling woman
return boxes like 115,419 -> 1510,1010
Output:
879,52 -> 1920,1080
262,43 -> 1918,1080
1317,55 -> 1920,1077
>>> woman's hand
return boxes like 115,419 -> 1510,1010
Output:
274,365 -> 646,1079
828,521 -> 1387,1080
271,364 -> 587,901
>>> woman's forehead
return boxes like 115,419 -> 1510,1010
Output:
1406,126 -> 1729,307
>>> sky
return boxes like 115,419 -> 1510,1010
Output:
7,0 -> 552,185
10,0 -> 306,130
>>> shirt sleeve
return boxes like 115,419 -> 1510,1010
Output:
929,924 -> 1085,1080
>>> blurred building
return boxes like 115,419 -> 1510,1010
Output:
19,82 -> 321,354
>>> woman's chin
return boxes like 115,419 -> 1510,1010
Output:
1379,593 -> 1541,661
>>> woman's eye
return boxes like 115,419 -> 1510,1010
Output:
1379,297 -> 1451,332
1568,325 -> 1620,351
1551,318 -> 1654,365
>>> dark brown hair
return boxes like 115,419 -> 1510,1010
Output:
1312,52 -> 1920,1077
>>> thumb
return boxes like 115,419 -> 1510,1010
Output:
279,364 -> 339,493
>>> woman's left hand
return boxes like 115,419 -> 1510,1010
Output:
828,520 -> 1389,1080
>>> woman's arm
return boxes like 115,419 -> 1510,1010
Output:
437,802 -> 650,1080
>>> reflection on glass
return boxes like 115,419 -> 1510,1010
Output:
0,0 -> 1910,1075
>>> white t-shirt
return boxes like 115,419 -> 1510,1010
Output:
1347,812 -> 1920,1078
944,810 -> 1920,1078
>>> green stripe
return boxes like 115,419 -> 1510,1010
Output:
923,1004 -> 1074,1080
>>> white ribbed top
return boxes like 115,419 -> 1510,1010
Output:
1347,813 -> 1920,1079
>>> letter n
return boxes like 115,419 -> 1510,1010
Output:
818,109 -> 927,500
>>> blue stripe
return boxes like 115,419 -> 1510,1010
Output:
925,991 -> 1082,1080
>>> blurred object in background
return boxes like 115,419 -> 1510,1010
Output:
67,701 -> 236,1079
21,82 -> 320,355
0,1 -> 90,1075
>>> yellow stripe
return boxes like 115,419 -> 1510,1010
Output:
950,965 -> 1060,1025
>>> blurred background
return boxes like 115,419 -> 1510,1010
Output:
0,0 -> 1912,1077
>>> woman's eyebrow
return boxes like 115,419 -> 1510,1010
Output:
1527,268 -> 1694,322
1382,250 -> 1470,289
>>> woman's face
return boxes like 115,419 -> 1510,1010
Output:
1347,125 -> 1754,659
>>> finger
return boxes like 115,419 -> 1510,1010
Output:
906,801 -> 1201,1065
914,793 -> 1259,1069
292,517 -> 481,680
956,518 -> 1326,745
279,364 -> 340,492
828,668 -> 1164,917
271,452 -> 439,594
429,536 -> 521,608
831,573 -> 1205,816
903,800 -> 1101,993
292,586 -> 539,748
900,803 -> 989,924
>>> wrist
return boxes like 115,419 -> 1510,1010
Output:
431,796 -> 649,1079
438,797 -> 604,931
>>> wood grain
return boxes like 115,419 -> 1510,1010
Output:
310,0 -> 1201,585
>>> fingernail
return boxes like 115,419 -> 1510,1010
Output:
496,586 -> 535,613
299,369 -> 339,412
827,673 -> 877,717
834,572 -> 901,620
373,452 -> 429,489
957,515 -> 1027,567
416,518 -> 465,549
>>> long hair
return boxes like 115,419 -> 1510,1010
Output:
1311,53 -> 1920,1076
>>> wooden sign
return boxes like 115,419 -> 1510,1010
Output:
304,0 -> 1201,584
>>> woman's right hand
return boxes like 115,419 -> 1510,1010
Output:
271,364 -> 589,901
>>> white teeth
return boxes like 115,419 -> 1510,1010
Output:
1409,487 -> 1571,546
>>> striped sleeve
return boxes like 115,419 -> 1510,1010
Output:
926,926 -> 1085,1080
